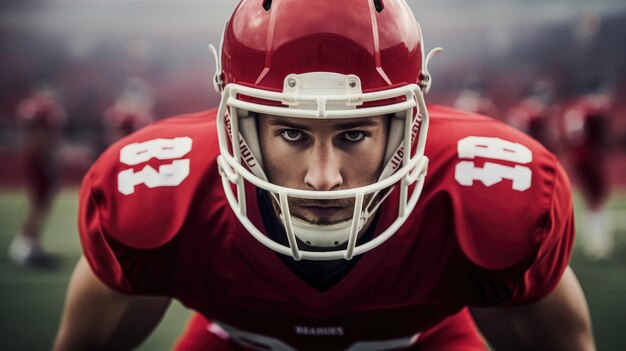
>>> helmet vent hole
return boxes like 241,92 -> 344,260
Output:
373,0 -> 384,13
262,0 -> 272,11
306,241 -> 311,245
334,241 -> 339,246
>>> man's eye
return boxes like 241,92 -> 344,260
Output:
343,131 -> 365,142
281,129 -> 304,142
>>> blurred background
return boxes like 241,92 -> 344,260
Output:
0,0 -> 625,349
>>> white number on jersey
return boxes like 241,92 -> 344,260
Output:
117,137 -> 192,195
454,136 -> 532,191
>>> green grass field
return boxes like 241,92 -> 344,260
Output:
1,187 -> 625,350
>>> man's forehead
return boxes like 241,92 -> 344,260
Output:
260,114 -> 386,130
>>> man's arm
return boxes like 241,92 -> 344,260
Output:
471,266 -> 595,351
54,256 -> 171,351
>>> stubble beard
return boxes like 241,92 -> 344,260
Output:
274,194 -> 376,226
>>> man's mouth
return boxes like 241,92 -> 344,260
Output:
300,205 -> 347,217
282,198 -> 357,224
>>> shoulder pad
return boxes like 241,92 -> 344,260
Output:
426,107 -> 562,269
82,109 -> 221,249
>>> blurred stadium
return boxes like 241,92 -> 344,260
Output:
1,0 -> 625,349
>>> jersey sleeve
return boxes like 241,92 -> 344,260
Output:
427,108 -> 576,306
454,143 -> 575,306
78,171 -> 135,294
78,143 -> 184,296
506,161 -> 575,304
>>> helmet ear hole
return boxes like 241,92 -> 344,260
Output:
262,0 -> 272,11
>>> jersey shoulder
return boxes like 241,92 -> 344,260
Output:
81,108 -> 224,249
424,105 -> 572,269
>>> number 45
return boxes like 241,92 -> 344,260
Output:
454,136 -> 532,191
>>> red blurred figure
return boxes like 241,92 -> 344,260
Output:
507,81 -> 559,152
453,76 -> 500,118
561,73 -> 613,260
102,77 -> 154,146
8,87 -> 66,268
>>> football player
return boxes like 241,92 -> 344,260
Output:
506,81 -> 559,152
102,77 -> 154,147
8,86 -> 65,268
54,1 -> 594,350
561,73 -> 613,261
453,76 -> 500,119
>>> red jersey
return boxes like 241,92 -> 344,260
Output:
79,106 -> 574,350
17,94 -> 65,156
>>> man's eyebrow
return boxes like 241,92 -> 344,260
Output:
265,117 -> 382,131
265,118 -> 312,131
332,118 -> 382,130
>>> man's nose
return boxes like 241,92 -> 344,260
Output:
304,143 -> 343,191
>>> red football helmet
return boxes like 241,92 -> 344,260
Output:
211,0 -> 441,260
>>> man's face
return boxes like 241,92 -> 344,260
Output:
258,114 -> 389,225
